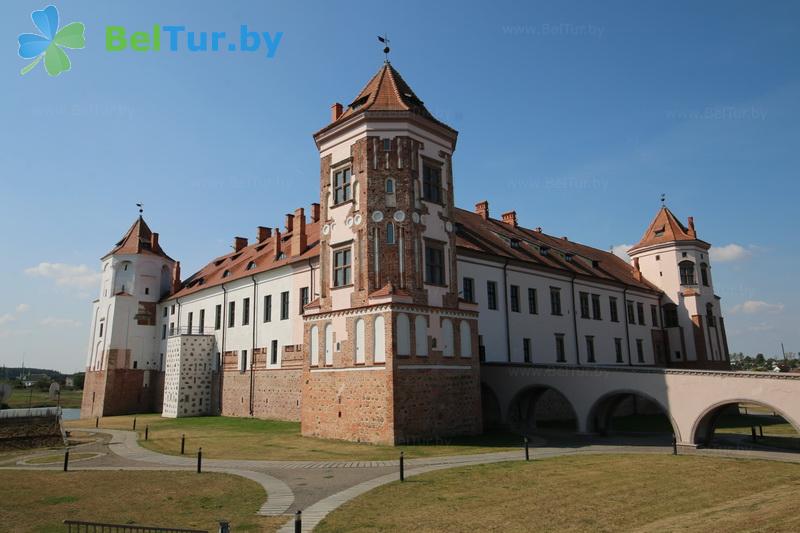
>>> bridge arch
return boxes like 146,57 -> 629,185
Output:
507,383 -> 579,434
691,398 -> 800,447
586,389 -> 681,442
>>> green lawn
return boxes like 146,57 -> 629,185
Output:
5,388 -> 83,409
67,414 -> 524,461
0,470 -> 285,532
317,454 -> 800,533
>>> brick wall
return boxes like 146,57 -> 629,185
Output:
220,368 -> 302,421
80,368 -> 164,418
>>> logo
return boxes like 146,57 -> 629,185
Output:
18,5 -> 85,77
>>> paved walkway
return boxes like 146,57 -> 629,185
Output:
4,429 -> 799,532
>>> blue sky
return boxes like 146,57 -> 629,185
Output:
1,0 -> 798,372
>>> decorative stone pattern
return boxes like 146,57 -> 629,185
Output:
162,335 -> 215,418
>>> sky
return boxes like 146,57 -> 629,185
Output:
1,0 -> 798,373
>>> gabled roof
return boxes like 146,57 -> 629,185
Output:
103,216 -> 173,261
628,206 -> 707,253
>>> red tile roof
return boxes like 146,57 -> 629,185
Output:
628,206 -> 708,253
103,217 -> 173,261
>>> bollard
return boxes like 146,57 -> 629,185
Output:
524,437 -> 530,461
294,510 -> 302,533
145,425 -> 149,441
751,426 -> 757,443
197,447 -> 203,473
672,435 -> 678,456
132,417 -> 137,431
63,449 -> 69,472
181,434 -> 186,455
218,520 -> 230,533
399,451 -> 404,482
95,416 -> 99,428
759,425 -> 764,438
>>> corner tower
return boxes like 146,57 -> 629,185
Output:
81,216 -> 177,418
301,62 -> 481,444
628,207 -> 730,369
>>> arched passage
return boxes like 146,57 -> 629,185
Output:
587,390 -> 679,442
507,385 -> 578,435
692,400 -> 800,450
481,383 -> 503,430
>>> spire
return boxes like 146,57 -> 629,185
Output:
628,206 -> 705,254
103,216 -> 173,261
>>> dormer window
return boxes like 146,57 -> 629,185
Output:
246,261 -> 256,271
653,225 -> 665,237
565,253 -> 573,262
222,270 -> 231,278
510,239 -> 521,249
540,247 -> 550,256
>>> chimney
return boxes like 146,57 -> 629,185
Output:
256,226 -> 271,243
475,200 -> 489,220
331,102 -> 343,122
291,208 -> 307,256
534,227 -> 542,233
687,216 -> 696,237
274,228 -> 282,259
150,232 -> 159,250
310,203 -> 321,223
285,213 -> 294,233
171,261 -> 182,294
233,236 -> 248,252
501,210 -> 518,228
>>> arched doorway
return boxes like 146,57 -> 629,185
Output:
588,391 -> 678,443
507,385 -> 578,435
693,401 -> 800,451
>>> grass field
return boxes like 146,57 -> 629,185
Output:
67,414 -> 523,461
5,388 -> 83,409
0,470 -> 285,532
317,454 -> 800,533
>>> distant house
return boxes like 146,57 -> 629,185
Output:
65,376 -> 74,388
21,373 -> 50,388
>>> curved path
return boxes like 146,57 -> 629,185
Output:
4,429 -> 799,532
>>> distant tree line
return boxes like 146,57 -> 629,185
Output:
730,352 -> 799,372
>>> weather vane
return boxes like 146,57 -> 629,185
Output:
660,193 -> 666,207
137,202 -> 144,215
378,34 -> 390,62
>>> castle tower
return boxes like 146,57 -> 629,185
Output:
628,207 -> 730,369
81,216 -> 177,418
301,62 -> 482,444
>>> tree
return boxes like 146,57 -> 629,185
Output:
72,372 -> 85,389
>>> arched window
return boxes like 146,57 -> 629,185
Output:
415,315 -> 428,356
460,321 -> 472,358
679,261 -> 695,285
706,303 -> 716,327
310,325 -> 319,366
441,318 -> 454,357
386,222 -> 395,244
374,316 -> 386,363
386,178 -> 395,194
355,318 -> 365,364
700,263 -> 709,286
396,314 -> 410,356
324,324 -> 333,365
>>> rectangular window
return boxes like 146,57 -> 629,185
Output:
627,301 -> 635,325
171,305 -> 175,315
424,243 -> 445,285
422,163 -> 442,203
162,307 -> 167,317
333,248 -> 352,287
487,281 -> 498,310
636,339 -> 645,363
242,298 -> 250,326
99,322 -> 104,338
651,304 -> 659,327
478,335 -> 486,361
240,349 -> 247,372
199,309 -> 205,333
555,334 -> 566,362
664,305 -> 679,328
299,287 -> 309,314
215,304 -> 222,330
510,285 -> 520,313
550,287 -> 562,316
637,302 -> 645,325
615,338 -> 624,363
161,324 -> 166,340
228,301 -> 236,328
263,295 -> 272,322
579,292 -> 590,318
270,339 -> 278,365
169,322 -> 175,336
586,336 -> 596,363
523,338 -> 531,363
701,265 -> 709,287
462,277 -> 475,303
333,167 -> 352,204
187,312 -> 193,334
280,291 -> 290,320
591,294 -> 602,320
528,288 -> 538,314
609,297 -> 619,322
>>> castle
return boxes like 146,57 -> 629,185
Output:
81,61 -> 730,444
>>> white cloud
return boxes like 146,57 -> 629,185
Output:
710,243 -> 752,263
0,314 -> 15,326
24,262 -> 101,289
611,244 -> 632,262
729,300 -> 784,315
40,317 -> 82,328
16,303 -> 30,313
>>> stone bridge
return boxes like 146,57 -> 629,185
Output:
480,363 -> 800,447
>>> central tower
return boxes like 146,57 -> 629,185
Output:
301,62 -> 481,444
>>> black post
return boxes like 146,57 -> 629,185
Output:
294,510 -> 302,533
751,426 -> 757,443
132,417 -> 137,431
759,425 -> 764,438
63,449 -> 69,472
672,435 -> 678,455
399,451 -> 404,482
95,416 -> 99,428
181,434 -> 186,455
524,437 -> 530,461
145,425 -> 149,441
218,520 -> 230,533
197,447 -> 203,473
